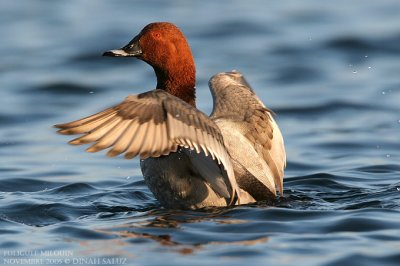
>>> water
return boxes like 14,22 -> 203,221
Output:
1,1 -> 400,265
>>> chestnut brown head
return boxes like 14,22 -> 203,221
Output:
103,22 -> 196,105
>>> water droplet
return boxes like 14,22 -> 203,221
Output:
364,55 -> 368,58
382,91 -> 386,95
352,70 -> 357,74
89,91 -> 94,94
398,119 -> 400,123
368,66 -> 372,69
397,187 -> 400,191
386,154 -> 391,158
126,176 -> 131,179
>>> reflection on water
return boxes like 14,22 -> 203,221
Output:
1,0 -> 400,265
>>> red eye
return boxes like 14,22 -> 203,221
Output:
154,33 -> 161,39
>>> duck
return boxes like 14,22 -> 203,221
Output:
55,22 -> 286,209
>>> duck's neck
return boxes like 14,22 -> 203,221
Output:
154,61 -> 196,107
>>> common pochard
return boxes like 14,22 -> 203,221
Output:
55,22 -> 286,209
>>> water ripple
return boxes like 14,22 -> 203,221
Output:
27,82 -> 104,95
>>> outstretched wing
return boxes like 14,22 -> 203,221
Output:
54,89 -> 239,202
209,71 -> 286,196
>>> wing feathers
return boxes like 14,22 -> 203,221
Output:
69,116 -> 121,145
55,89 -> 239,203
209,71 -> 286,197
55,108 -> 114,130
86,119 -> 131,153
107,120 -> 138,157
125,121 -> 149,159
57,110 -> 116,135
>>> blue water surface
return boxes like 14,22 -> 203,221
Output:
1,1 -> 400,265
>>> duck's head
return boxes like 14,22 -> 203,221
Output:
103,22 -> 196,106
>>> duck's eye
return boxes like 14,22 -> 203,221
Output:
153,33 -> 161,39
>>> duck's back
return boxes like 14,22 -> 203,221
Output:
209,71 -> 286,200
